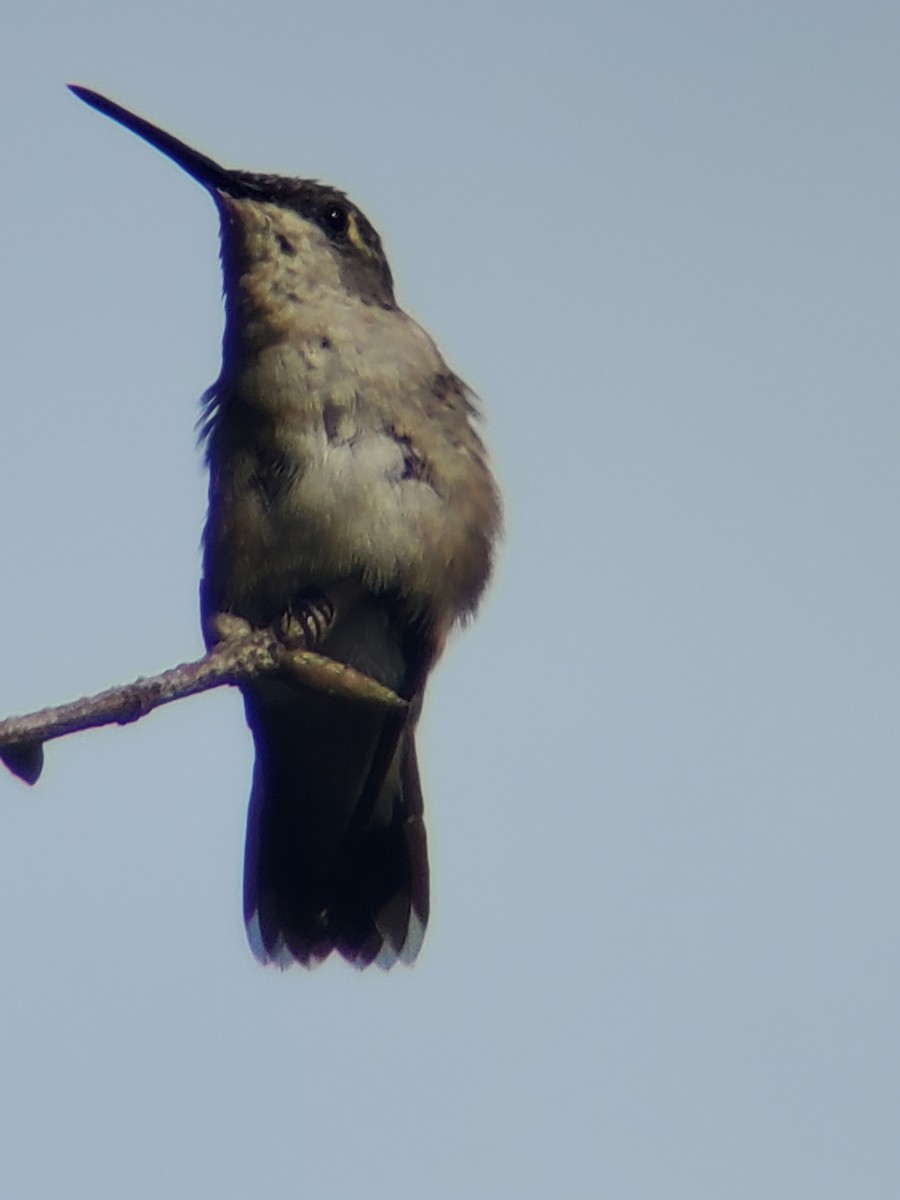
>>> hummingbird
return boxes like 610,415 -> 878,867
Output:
69,86 -> 500,969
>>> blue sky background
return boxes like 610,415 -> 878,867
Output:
1,3 -> 899,1196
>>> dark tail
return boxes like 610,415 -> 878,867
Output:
241,677 -> 428,969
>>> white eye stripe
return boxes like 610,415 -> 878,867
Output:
346,211 -> 378,259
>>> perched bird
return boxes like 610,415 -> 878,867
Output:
70,87 -> 500,969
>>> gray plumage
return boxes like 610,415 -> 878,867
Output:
71,86 -> 500,968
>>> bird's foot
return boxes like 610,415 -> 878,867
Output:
276,590 -> 337,649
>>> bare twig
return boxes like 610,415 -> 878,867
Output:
0,627 -> 405,786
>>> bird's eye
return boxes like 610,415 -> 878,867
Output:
322,204 -> 349,238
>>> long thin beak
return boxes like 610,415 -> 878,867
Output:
69,85 -> 257,196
